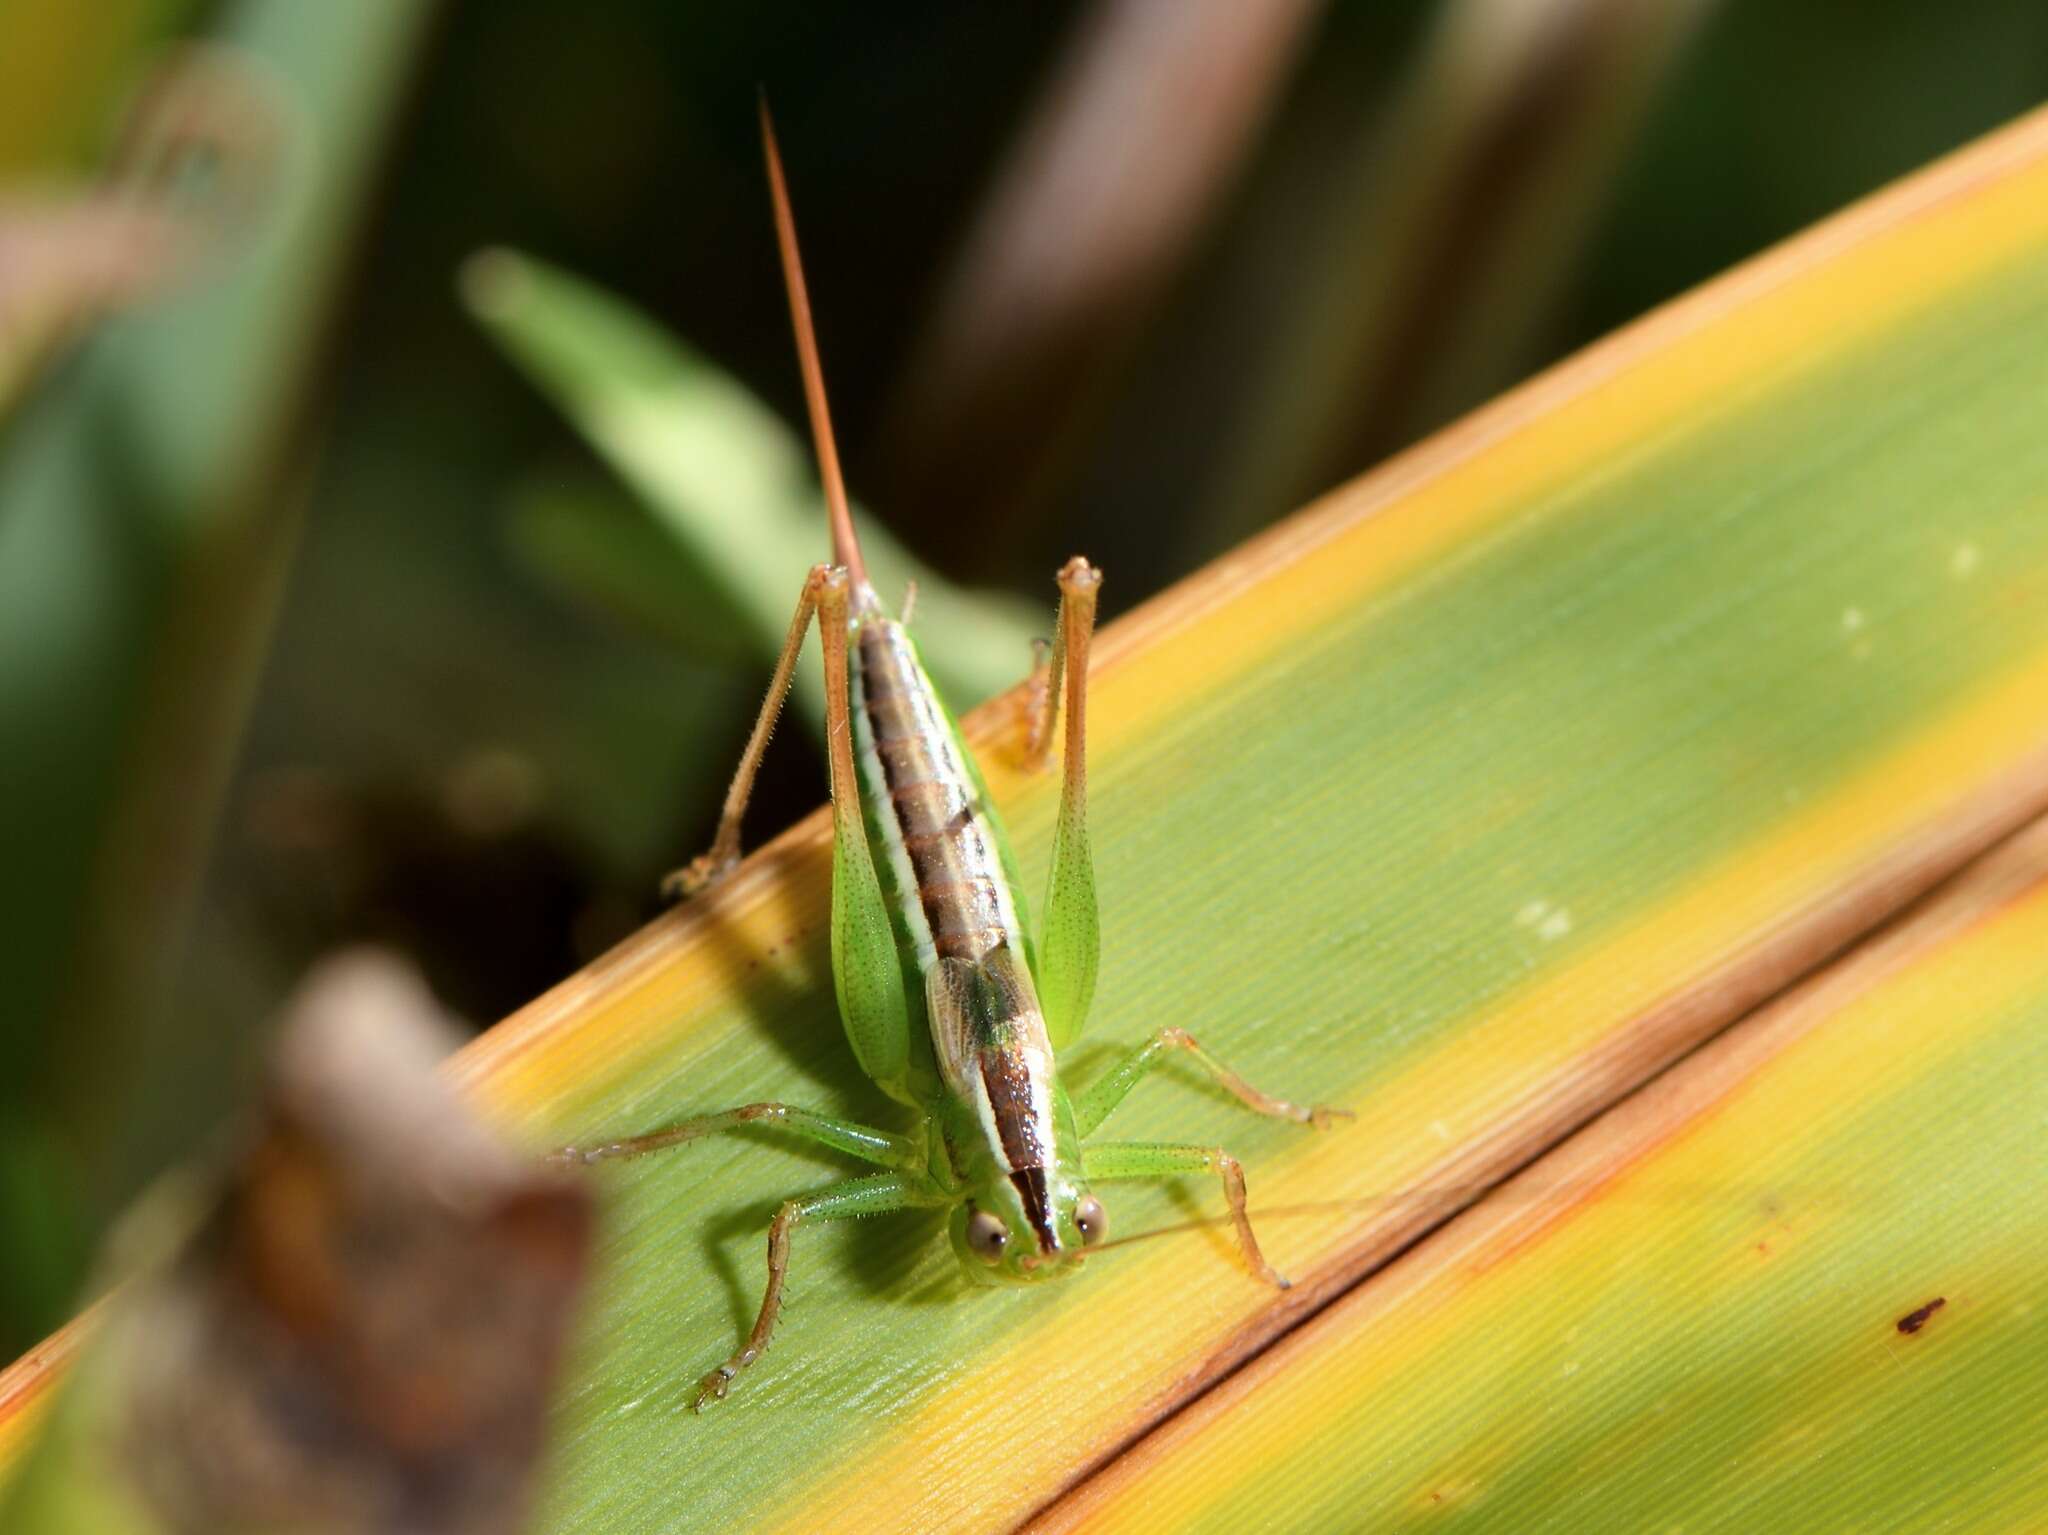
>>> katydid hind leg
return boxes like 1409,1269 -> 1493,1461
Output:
1036,557 -> 1102,1050
1082,1139 -> 1291,1289
694,1172 -> 936,1411
664,563 -> 834,900
1072,1027 -> 1352,1139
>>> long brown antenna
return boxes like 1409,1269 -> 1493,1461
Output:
759,95 -> 869,591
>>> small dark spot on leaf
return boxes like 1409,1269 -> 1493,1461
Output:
1896,1297 -> 1946,1335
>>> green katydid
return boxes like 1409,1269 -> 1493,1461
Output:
551,106 -> 1345,1411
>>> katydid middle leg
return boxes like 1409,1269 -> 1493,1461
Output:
1072,1030 -> 1352,1139
693,1171 -> 941,1410
1082,1140 -> 1291,1289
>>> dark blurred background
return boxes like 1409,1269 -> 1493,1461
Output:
1,0 -> 2042,1359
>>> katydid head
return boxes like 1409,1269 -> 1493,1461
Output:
949,1170 -> 1108,1285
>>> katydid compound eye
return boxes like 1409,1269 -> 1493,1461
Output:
1074,1195 -> 1106,1245
966,1209 -> 1008,1260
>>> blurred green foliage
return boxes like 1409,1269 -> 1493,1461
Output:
461,249 -> 1043,715
0,0 -> 2043,1368
0,0 -> 433,1347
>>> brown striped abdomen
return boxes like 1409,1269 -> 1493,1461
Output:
855,620 -> 1011,964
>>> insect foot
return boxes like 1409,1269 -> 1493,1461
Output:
690,1348 -> 759,1413
662,851 -> 739,903
1308,1105 -> 1355,1133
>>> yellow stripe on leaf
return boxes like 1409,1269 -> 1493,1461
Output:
1043,835 -> 2048,1533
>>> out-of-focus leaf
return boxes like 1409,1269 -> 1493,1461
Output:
880,0 -> 1324,574
461,248 -> 1044,727
0,952 -> 593,1535
0,43 -> 287,413
0,0 -> 196,175
0,0 -> 434,1349
504,474 -> 757,664
1202,0 -> 1716,547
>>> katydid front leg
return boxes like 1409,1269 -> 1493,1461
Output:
657,561 -> 910,1095
552,1108 -> 935,1410
1082,1140 -> 1291,1289
693,1173 -> 939,1411
664,563 -> 838,900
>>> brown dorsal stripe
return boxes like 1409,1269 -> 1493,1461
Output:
858,618 -> 1013,965
979,1048 -> 1049,1166
1008,1167 -> 1057,1254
